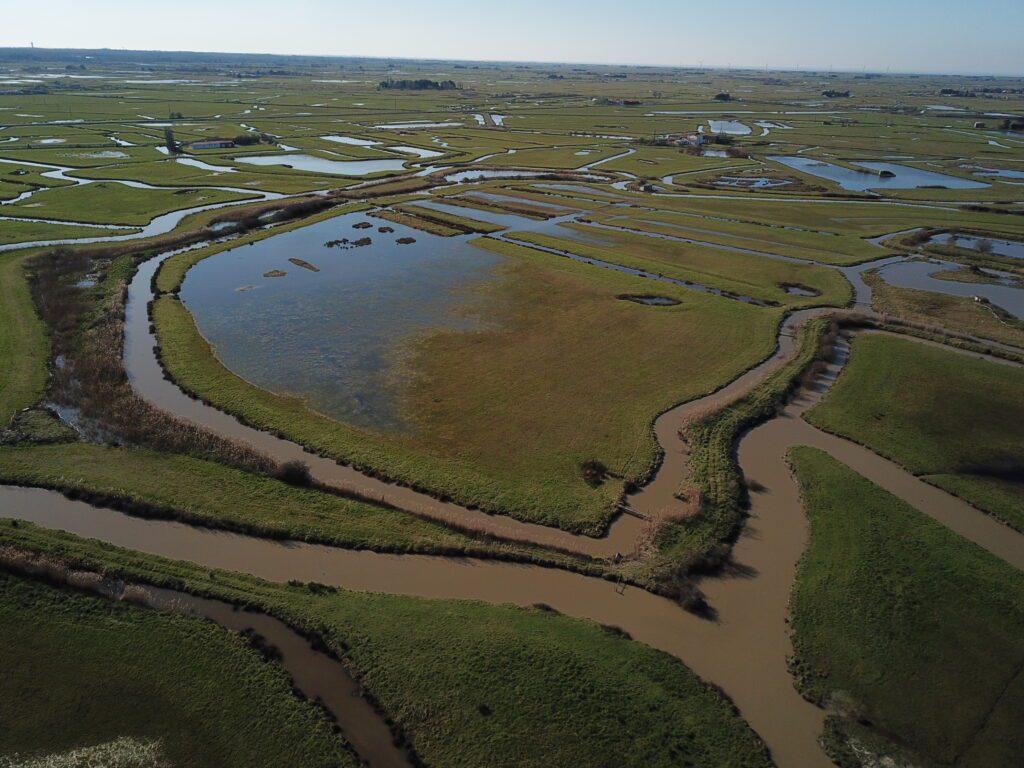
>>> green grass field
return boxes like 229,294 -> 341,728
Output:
0,571 -> 355,768
591,208 -> 889,266
0,251 -> 48,426
789,447 -> 1024,767
508,223 -> 853,307
0,522 -> 772,768
807,333 -> 1024,529
0,219 -> 138,246
10,182 -> 258,225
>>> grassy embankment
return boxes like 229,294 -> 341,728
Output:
432,192 -> 573,219
508,224 -> 853,308
588,208 -> 889,266
0,442 -> 593,571
0,523 -> 773,768
154,235 -> 776,535
0,251 -> 48,426
0,571 -> 355,768
586,194 -> 1024,243
636,317 -> 831,588
374,202 -> 506,235
806,333 -> 1024,529
788,447 -> 1024,767
10,183 -> 258,225
0,219 -> 139,246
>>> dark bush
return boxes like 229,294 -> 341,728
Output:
276,460 -> 313,487
581,459 -> 608,487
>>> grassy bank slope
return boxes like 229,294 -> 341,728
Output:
807,333 -> 1024,529
789,447 -> 1024,767
0,443 -> 588,571
0,571 -> 354,768
0,251 -> 47,425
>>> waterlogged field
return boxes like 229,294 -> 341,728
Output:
1,49 -> 1024,768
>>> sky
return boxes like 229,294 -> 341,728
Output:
2,0 -> 1023,76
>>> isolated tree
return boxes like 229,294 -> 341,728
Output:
976,238 -> 993,254
163,127 -> 178,154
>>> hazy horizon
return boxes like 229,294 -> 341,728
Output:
3,0 -> 1023,78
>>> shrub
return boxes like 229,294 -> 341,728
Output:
275,460 -> 313,487
580,459 -> 608,487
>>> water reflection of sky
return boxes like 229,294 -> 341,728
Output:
181,211 -> 503,432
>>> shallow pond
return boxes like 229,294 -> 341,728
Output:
180,211 -> 505,431
618,294 -> 680,306
713,176 -> 791,189
769,156 -> 989,191
387,145 -> 445,159
928,232 -> 1024,259
961,164 -> 1024,180
236,153 -> 408,176
322,135 -> 380,147
780,283 -> 819,297
877,259 -> 1024,319
374,121 -> 464,129
442,169 -> 604,183
707,120 -> 751,136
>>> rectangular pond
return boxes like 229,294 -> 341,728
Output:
768,156 -> 989,191
236,153 -> 408,176
928,232 -> 1024,260
707,120 -> 751,136
387,145 -> 445,159
322,135 -> 381,146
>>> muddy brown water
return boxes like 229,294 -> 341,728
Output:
4,371 -> 1022,768
0,551 -> 412,768
625,307 -> 834,521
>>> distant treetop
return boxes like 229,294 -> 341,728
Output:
379,78 -> 460,91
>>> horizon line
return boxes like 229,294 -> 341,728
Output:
1,45 -> 1023,80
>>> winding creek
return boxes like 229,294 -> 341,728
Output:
0,156 -> 288,254
2,550 -> 413,768
3,328 -> 1022,767
3,163 -> 1024,766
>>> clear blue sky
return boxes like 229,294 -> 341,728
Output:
3,0 -> 1022,76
